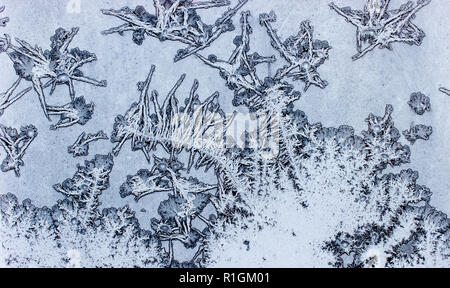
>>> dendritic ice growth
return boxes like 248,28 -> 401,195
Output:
259,11 -> 331,91
0,124 -> 37,177
1,154 -> 165,268
110,65 -> 228,165
68,130 -> 108,157
101,0 -> 248,62
47,96 -> 95,131
329,0 -> 431,60
0,27 -> 106,126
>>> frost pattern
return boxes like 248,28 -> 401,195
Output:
68,130 -> 108,157
329,0 -> 431,60
259,11 -> 331,91
111,65 -> 249,266
0,154 -> 164,267
0,124 -> 37,177
202,106 -> 448,268
1,3 -> 449,268
101,0 -> 248,62
0,27 -> 106,126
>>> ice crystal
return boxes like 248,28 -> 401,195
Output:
0,27 -> 106,121
110,65 -> 231,167
402,123 -> 432,144
329,0 -> 431,60
47,96 -> 95,130
259,11 -> 331,91
0,6 -> 8,27
120,159 -> 217,266
0,154 -> 164,267
101,0 -> 248,62
0,124 -> 37,177
111,65 -> 252,266
408,92 -> 430,115
439,87 -> 450,96
195,11 -> 276,97
68,130 -> 108,157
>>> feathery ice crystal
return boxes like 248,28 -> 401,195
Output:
101,0 -> 248,62
0,27 -> 106,125
1,154 -> 164,267
329,0 -> 431,60
0,124 -> 37,177
0,2 -> 448,268
47,96 -> 95,130
111,65 -> 247,266
202,105 -> 448,268
68,130 -> 108,157
259,11 -> 331,91
111,65 -> 229,165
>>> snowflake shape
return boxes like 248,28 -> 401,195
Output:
1,27 -> 106,119
102,0 -> 248,62
47,96 -> 95,130
260,11 -> 331,91
195,11 -> 276,96
329,0 -> 431,60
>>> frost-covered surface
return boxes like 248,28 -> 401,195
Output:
0,0 -> 449,268
1,155 -> 164,267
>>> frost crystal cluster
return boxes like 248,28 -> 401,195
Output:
0,1 -> 449,268
0,27 -> 106,128
0,124 -> 37,177
330,0 -> 431,60
102,0 -> 248,61
1,155 -> 164,267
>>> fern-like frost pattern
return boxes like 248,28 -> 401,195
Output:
0,1 -> 448,268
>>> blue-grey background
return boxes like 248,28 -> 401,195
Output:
0,0 -> 449,232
